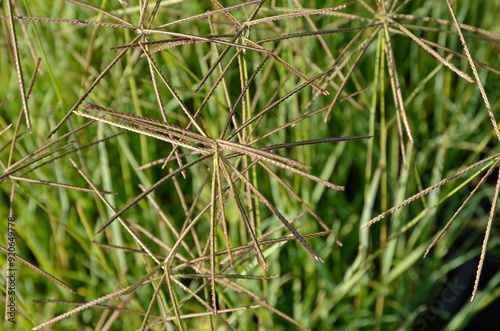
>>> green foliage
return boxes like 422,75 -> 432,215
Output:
1,1 -> 499,330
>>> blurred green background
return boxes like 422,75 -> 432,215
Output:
1,1 -> 500,330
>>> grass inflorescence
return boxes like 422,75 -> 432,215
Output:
1,1 -> 500,330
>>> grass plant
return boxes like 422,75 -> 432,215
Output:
1,0 -> 500,330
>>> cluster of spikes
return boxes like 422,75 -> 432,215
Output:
1,0 -> 499,329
